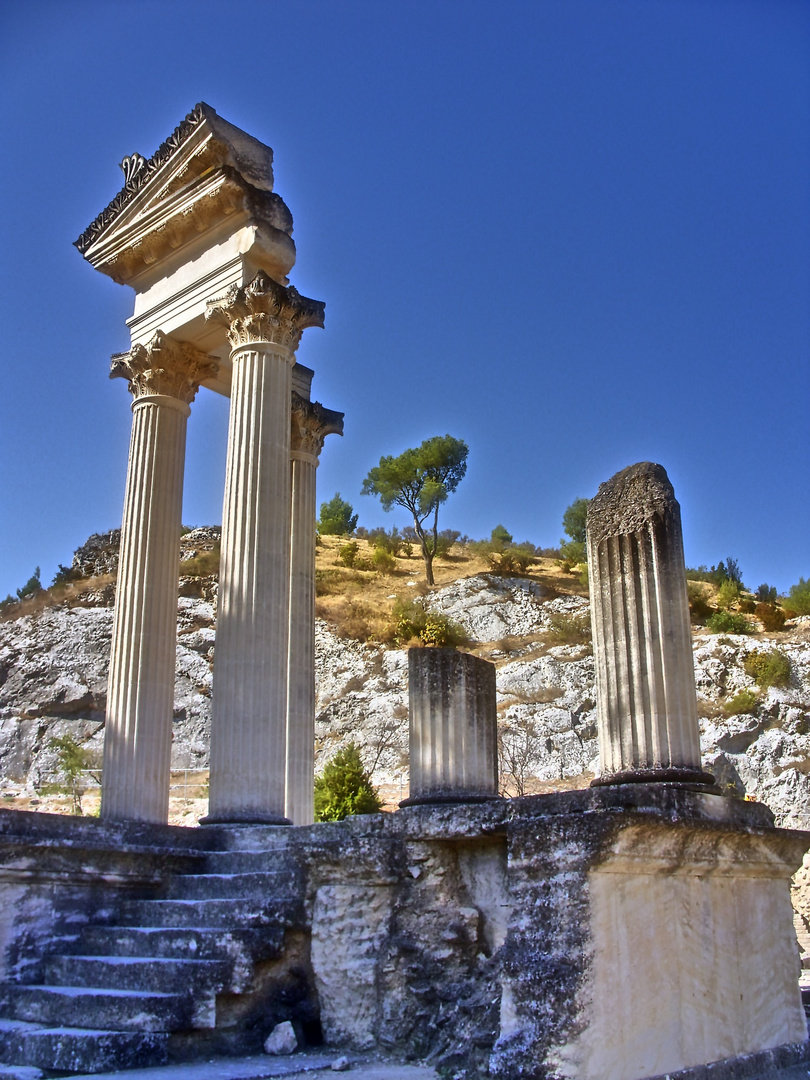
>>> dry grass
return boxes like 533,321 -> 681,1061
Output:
313,536 -> 588,643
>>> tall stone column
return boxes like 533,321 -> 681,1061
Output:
103,332 -> 217,823
205,272 -> 324,824
286,395 -> 343,825
587,461 -> 714,786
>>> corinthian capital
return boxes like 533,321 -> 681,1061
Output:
205,270 -> 325,352
110,331 -> 219,405
291,392 -> 344,460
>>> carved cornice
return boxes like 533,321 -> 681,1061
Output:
206,271 -> 325,352
290,392 -> 344,459
111,331 -> 219,405
76,104 -> 209,255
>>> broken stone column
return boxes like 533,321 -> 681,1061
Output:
286,393 -> 343,826
587,461 -> 713,786
103,333 -> 216,823
403,648 -> 498,805
204,272 -> 324,824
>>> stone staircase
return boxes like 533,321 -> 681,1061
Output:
0,830 -> 310,1076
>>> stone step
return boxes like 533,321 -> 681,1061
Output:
164,871 -> 295,900
38,955 -> 231,995
0,1066 -> 44,1080
0,1017 -> 168,1072
202,825 -> 296,853
117,898 -> 298,930
203,850 -> 301,873
75,924 -> 285,964
1,984 -> 208,1033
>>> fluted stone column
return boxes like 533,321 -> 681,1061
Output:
286,396 -> 343,825
103,332 -> 217,823
402,648 -> 499,805
587,461 -> 714,786
205,272 -> 324,824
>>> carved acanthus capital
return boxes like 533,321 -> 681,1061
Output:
290,392 -> 344,460
111,331 -> 219,405
206,271 -> 325,353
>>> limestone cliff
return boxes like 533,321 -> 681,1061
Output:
0,535 -> 808,836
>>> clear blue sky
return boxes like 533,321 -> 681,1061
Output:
0,0 -> 807,597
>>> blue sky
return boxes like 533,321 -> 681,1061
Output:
0,0 -> 807,597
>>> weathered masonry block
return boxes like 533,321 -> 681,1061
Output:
403,647 -> 498,805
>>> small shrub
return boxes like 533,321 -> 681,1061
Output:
328,599 -> 374,641
785,577 -> 810,616
314,743 -> 382,821
546,612 -> 591,646
52,563 -> 80,587
179,545 -> 220,577
337,541 -> 360,568
738,598 -> 755,613
755,603 -> 786,632
687,581 -> 713,623
318,493 -> 358,536
435,529 -> 461,559
392,598 -> 467,647
716,579 -> 740,611
756,584 -> 778,604
16,567 -> 43,601
491,524 -> 513,545
559,539 -> 586,566
723,688 -> 759,716
743,648 -> 791,689
372,546 -> 396,575
705,611 -> 753,635
489,545 -> 535,575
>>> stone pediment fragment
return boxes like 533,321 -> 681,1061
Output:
75,102 -> 295,289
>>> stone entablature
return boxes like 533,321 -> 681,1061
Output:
75,103 -> 300,395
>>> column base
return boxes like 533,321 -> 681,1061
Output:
199,812 -> 292,826
591,766 -> 717,789
399,792 -> 502,808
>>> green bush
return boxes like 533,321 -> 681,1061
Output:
723,688 -> 759,716
755,603 -> 786,632
314,743 -> 382,821
179,545 -> 220,577
559,539 -> 586,566
372,546 -> 396,574
318,493 -> 358,536
687,581 -> 713,623
52,564 -> 81,587
756,584 -> 778,604
546,612 -> 592,646
16,567 -> 43,601
488,545 -> 535,576
705,611 -> 753,635
491,524 -> 513,545
738,598 -> 755,613
716,580 -> 740,611
392,598 -> 467,648
785,577 -> 810,616
743,649 -> 791,689
337,541 -> 360,568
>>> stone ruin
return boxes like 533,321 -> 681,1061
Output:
0,105 -> 807,1080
